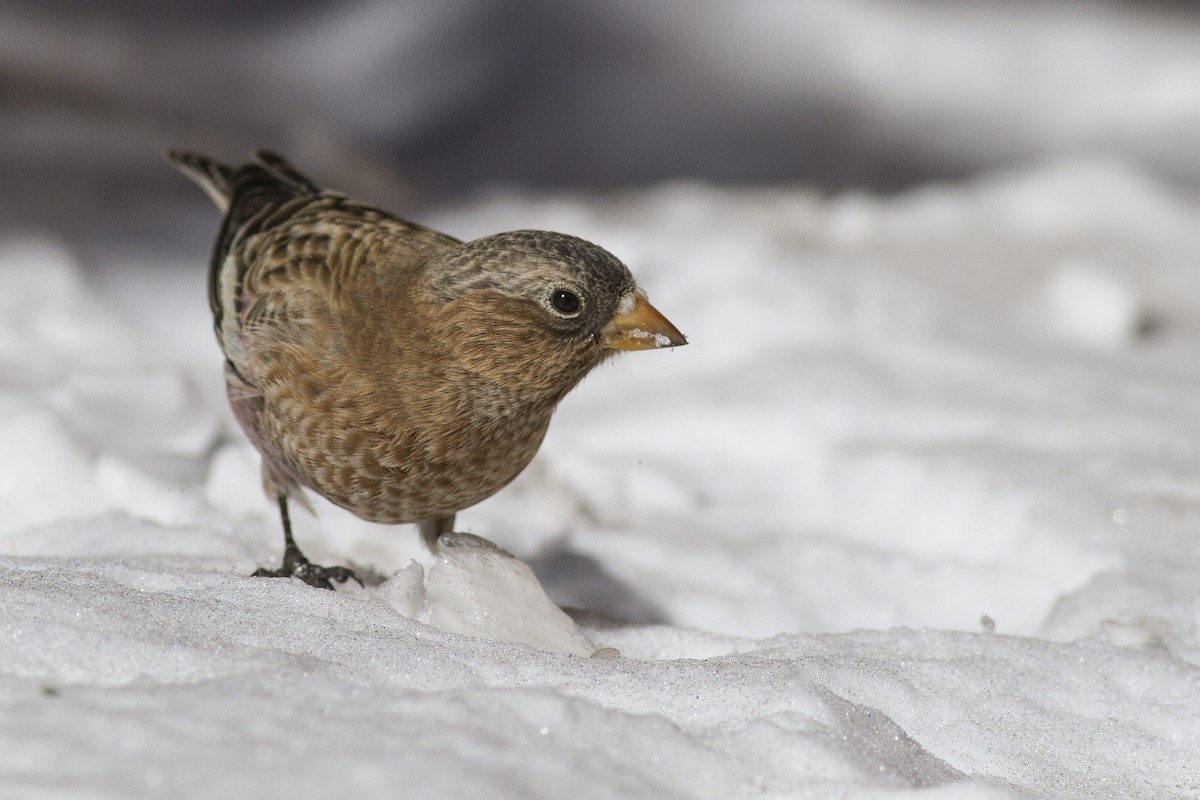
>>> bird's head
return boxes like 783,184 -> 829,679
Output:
424,230 -> 686,398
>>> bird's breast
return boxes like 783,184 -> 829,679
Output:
261,369 -> 556,525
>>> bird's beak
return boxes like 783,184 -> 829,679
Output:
602,292 -> 688,351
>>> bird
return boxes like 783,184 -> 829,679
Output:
166,150 -> 687,589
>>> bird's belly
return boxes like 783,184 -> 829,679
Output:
273,403 -> 552,525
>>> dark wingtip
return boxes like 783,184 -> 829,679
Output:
164,149 -> 233,211
253,150 -> 321,194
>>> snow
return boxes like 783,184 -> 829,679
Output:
380,533 -> 601,658
3,154 -> 1200,798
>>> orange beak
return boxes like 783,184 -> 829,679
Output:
602,292 -> 688,351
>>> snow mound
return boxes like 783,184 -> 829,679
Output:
378,533 -> 600,657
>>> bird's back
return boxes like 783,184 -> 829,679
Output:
167,151 -> 458,369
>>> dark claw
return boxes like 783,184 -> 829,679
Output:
252,561 -> 363,591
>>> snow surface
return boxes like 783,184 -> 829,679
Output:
4,157 -> 1200,798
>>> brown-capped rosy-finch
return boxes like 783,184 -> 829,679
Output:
167,150 -> 686,589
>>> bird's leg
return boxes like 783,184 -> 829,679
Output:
252,495 -> 363,590
418,513 -> 456,553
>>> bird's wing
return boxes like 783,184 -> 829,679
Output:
168,151 -> 458,383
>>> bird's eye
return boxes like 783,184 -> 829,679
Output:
549,289 -> 581,315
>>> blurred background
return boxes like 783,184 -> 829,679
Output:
6,0 -> 1200,261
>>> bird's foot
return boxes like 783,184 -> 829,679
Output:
252,556 -> 363,591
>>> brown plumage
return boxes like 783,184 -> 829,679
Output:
167,150 -> 686,589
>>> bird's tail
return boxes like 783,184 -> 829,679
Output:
165,150 -> 234,213
166,150 -> 324,213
